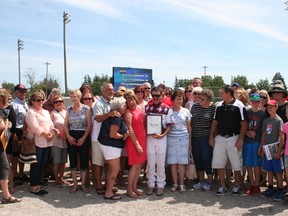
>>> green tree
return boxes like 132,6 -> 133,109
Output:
210,75 -> 225,87
24,69 -> 37,90
232,75 -> 249,89
272,72 -> 286,90
201,75 -> 213,87
2,82 -> 15,93
174,77 -> 191,89
89,74 -> 111,96
256,79 -> 271,91
39,75 -> 60,96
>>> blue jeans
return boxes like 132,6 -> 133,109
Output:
30,146 -> 49,186
67,130 -> 90,171
192,137 -> 213,174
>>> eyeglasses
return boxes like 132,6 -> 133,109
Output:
144,87 -> 151,90
54,100 -> 64,104
83,98 -> 93,101
33,99 -> 44,102
193,92 -> 200,95
185,90 -> 192,93
151,94 -> 161,98
135,91 -> 144,94
260,96 -> 267,99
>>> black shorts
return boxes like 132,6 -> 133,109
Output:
0,150 -> 9,180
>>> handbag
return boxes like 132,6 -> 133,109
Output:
19,137 -> 37,164
59,126 -> 66,140
185,151 -> 197,180
1,119 -> 11,151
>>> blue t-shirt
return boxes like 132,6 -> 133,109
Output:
98,116 -> 128,149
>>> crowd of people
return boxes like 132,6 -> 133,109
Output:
0,77 -> 288,205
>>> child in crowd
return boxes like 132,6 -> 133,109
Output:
259,100 -> 285,201
283,105 -> 288,202
243,94 -> 266,195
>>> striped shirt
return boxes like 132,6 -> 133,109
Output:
191,103 -> 216,137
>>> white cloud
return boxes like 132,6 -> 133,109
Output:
164,0 -> 288,44
55,0 -> 130,21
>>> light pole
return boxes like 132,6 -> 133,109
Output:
202,65 -> 208,76
63,11 -> 71,96
44,62 -> 51,97
17,39 -> 24,84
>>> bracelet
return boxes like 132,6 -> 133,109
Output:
123,133 -> 126,140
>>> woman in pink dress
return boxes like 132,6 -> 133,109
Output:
124,91 -> 147,198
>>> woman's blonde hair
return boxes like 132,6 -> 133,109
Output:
124,90 -> 138,104
0,88 -> 8,107
28,90 -> 46,107
69,89 -> 82,98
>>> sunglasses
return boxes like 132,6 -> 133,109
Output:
151,94 -> 161,98
33,99 -> 44,102
193,92 -> 200,95
54,100 -> 64,104
135,91 -> 144,94
144,87 -> 151,90
83,98 -> 93,101
260,96 -> 267,99
185,90 -> 192,93
18,90 -> 27,93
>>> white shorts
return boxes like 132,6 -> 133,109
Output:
91,140 -> 105,166
212,135 -> 242,171
99,144 -> 122,161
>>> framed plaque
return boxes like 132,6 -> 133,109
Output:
146,114 -> 162,135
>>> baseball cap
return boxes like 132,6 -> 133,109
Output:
264,100 -> 278,107
249,93 -> 260,102
14,84 -> 27,91
231,82 -> 240,87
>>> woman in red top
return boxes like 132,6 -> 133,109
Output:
124,91 -> 147,198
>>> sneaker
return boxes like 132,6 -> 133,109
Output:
250,186 -> 261,195
19,174 -> 30,182
259,188 -> 275,198
246,185 -> 254,195
156,188 -> 164,196
203,182 -> 212,191
232,187 -> 240,196
193,181 -> 203,189
146,187 -> 154,195
273,190 -> 285,202
216,187 -> 227,196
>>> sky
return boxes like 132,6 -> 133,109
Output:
1,0 -> 288,91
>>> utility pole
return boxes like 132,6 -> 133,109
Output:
63,11 -> 71,96
44,62 -> 51,97
17,39 -> 24,84
202,65 -> 208,76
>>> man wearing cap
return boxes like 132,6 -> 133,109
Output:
11,84 -> 29,185
209,85 -> 248,196
243,93 -> 267,195
231,82 -> 240,93
268,84 -> 288,123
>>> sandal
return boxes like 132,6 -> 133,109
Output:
179,185 -> 186,193
30,188 -> 46,196
70,186 -> 78,193
1,196 -> 21,204
80,186 -> 90,193
104,194 -> 121,200
96,188 -> 105,195
170,184 -> 178,192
